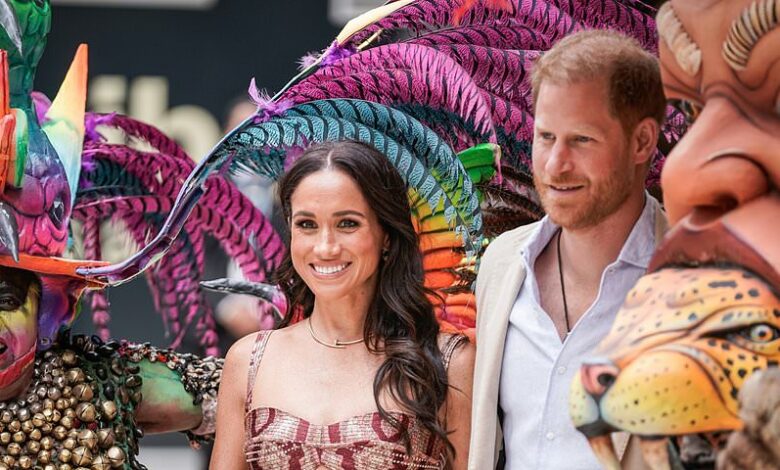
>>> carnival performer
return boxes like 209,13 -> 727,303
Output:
211,141 -> 474,469
0,1 -> 281,468
470,30 -> 667,470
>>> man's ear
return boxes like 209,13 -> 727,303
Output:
632,117 -> 660,165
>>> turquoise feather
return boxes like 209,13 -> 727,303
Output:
226,114 -> 482,253
283,99 -> 479,214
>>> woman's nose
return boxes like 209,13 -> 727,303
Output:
313,230 -> 341,258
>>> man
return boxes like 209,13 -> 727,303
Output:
469,30 -> 668,469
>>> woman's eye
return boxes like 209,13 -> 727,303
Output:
294,220 -> 317,229
338,219 -> 359,229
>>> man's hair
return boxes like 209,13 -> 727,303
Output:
531,30 -> 666,135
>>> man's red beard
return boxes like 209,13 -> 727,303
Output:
533,164 -> 635,230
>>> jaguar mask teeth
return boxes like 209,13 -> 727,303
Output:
586,435 -> 620,470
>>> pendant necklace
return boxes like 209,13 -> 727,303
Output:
307,316 -> 363,349
556,230 -> 572,334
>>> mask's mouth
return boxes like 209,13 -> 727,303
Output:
588,434 -> 704,470
0,340 -> 6,356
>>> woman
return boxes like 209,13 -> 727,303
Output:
211,141 -> 474,469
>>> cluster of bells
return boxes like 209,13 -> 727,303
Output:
0,330 -> 224,469
0,331 -> 152,470
0,347 -> 133,470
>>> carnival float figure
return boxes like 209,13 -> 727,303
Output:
570,1 -> 780,469
0,1 -> 280,468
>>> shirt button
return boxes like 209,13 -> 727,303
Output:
546,431 -> 555,441
556,366 -> 567,375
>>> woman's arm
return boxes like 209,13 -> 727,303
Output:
445,340 -> 476,470
210,334 -> 256,469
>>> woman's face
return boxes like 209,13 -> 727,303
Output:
290,169 -> 388,304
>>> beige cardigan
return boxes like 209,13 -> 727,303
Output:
468,203 -> 668,469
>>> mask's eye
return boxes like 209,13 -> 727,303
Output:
0,294 -> 21,311
48,197 -> 65,228
741,324 -> 779,344
671,99 -> 702,124
33,0 -> 47,8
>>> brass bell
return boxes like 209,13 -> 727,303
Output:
6,441 -> 21,456
41,435 -> 55,450
21,419 -> 34,433
63,437 -> 77,450
37,448 -> 52,464
66,368 -> 86,385
12,430 -> 24,443
72,384 -> 93,402
53,425 -> 68,440
48,386 -> 63,400
100,401 -> 118,421
106,446 -> 126,468
77,429 -> 98,450
91,454 -> 111,470
75,403 -> 97,423
0,431 -> 9,444
96,428 -> 115,449
17,455 -> 32,469
71,446 -> 93,466
61,350 -> 77,366
32,412 -> 46,427
29,428 -> 42,441
26,438 -> 41,453
58,447 -> 73,463
60,416 -> 74,430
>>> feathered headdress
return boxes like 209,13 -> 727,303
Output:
79,0 -> 686,339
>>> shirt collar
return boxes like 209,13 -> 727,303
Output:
519,192 -> 658,269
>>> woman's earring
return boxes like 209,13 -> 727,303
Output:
382,248 -> 389,261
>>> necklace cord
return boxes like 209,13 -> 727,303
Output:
557,230 -> 572,333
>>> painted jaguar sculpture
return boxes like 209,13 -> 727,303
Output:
570,1 -> 780,469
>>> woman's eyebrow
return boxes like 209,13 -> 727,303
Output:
333,210 -> 366,218
292,210 -> 315,218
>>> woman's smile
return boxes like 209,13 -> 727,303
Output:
310,262 -> 352,277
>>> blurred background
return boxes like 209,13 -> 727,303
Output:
34,0 -> 383,467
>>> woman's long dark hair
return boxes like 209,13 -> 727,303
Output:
275,140 -> 453,456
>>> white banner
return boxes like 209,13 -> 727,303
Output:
52,0 -> 217,9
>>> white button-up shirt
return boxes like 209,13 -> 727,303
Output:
499,196 -> 659,469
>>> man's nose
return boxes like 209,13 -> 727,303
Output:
544,141 -> 574,175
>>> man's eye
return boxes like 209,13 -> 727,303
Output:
538,132 -> 555,141
573,135 -> 593,143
